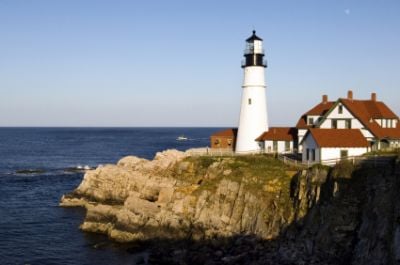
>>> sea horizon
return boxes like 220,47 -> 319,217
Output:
0,127 -> 216,264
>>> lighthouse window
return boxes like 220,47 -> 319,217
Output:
248,98 -> 252,105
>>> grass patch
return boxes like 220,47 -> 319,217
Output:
311,163 -> 330,171
331,160 -> 355,179
171,155 -> 296,199
364,148 -> 400,156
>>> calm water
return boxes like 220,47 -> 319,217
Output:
0,127 -> 219,265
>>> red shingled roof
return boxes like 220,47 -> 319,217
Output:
211,128 -> 238,137
256,127 -> 297,141
307,129 -> 369,148
340,99 -> 400,139
296,101 -> 334,129
296,95 -> 400,139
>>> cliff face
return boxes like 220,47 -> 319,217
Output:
61,150 -> 307,241
60,150 -> 400,265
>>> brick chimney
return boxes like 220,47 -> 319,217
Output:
371,92 -> 377,102
322,95 -> 328,104
347,90 -> 353,100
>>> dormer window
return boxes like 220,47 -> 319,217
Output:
338,105 -> 343,114
308,117 -> 314,125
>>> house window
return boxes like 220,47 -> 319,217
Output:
273,141 -> 278,152
340,150 -> 348,159
227,139 -> 232,146
308,117 -> 314,125
248,98 -> 252,105
285,141 -> 290,152
338,105 -> 343,114
345,119 -> 352,129
306,148 -> 310,160
332,119 -> 338,129
381,119 -> 386,128
389,119 -> 393,128
311,149 -> 316,161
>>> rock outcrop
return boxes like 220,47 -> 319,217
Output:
61,149 -> 400,265
61,150 -> 304,241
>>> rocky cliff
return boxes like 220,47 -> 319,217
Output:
60,150 -> 400,265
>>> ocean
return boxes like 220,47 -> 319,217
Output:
0,127 -> 219,265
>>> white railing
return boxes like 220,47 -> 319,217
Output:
186,147 -> 235,157
186,148 -> 396,168
186,147 -> 265,157
277,154 -> 305,168
278,154 -> 396,168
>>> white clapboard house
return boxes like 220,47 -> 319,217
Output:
256,90 -> 400,164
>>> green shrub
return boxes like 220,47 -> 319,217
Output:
331,160 -> 355,179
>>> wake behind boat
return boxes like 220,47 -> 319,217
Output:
176,135 -> 188,141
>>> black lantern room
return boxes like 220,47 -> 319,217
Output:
242,30 -> 267,68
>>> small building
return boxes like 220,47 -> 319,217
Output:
301,129 -> 369,164
295,95 -> 334,152
210,128 -> 237,150
256,127 -> 297,153
296,91 -> 400,151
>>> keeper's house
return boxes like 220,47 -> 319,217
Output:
210,90 -> 400,164
298,91 -> 400,164
301,129 -> 369,163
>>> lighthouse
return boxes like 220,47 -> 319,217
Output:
235,30 -> 269,153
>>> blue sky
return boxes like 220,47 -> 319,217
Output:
0,0 -> 399,127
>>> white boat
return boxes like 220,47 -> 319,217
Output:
176,135 -> 188,141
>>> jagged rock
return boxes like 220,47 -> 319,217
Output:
60,149 -> 400,265
61,150 -> 311,242
117,155 -> 147,170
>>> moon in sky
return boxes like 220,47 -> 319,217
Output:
344,9 -> 351,15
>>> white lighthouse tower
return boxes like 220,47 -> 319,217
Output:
236,30 -> 269,153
